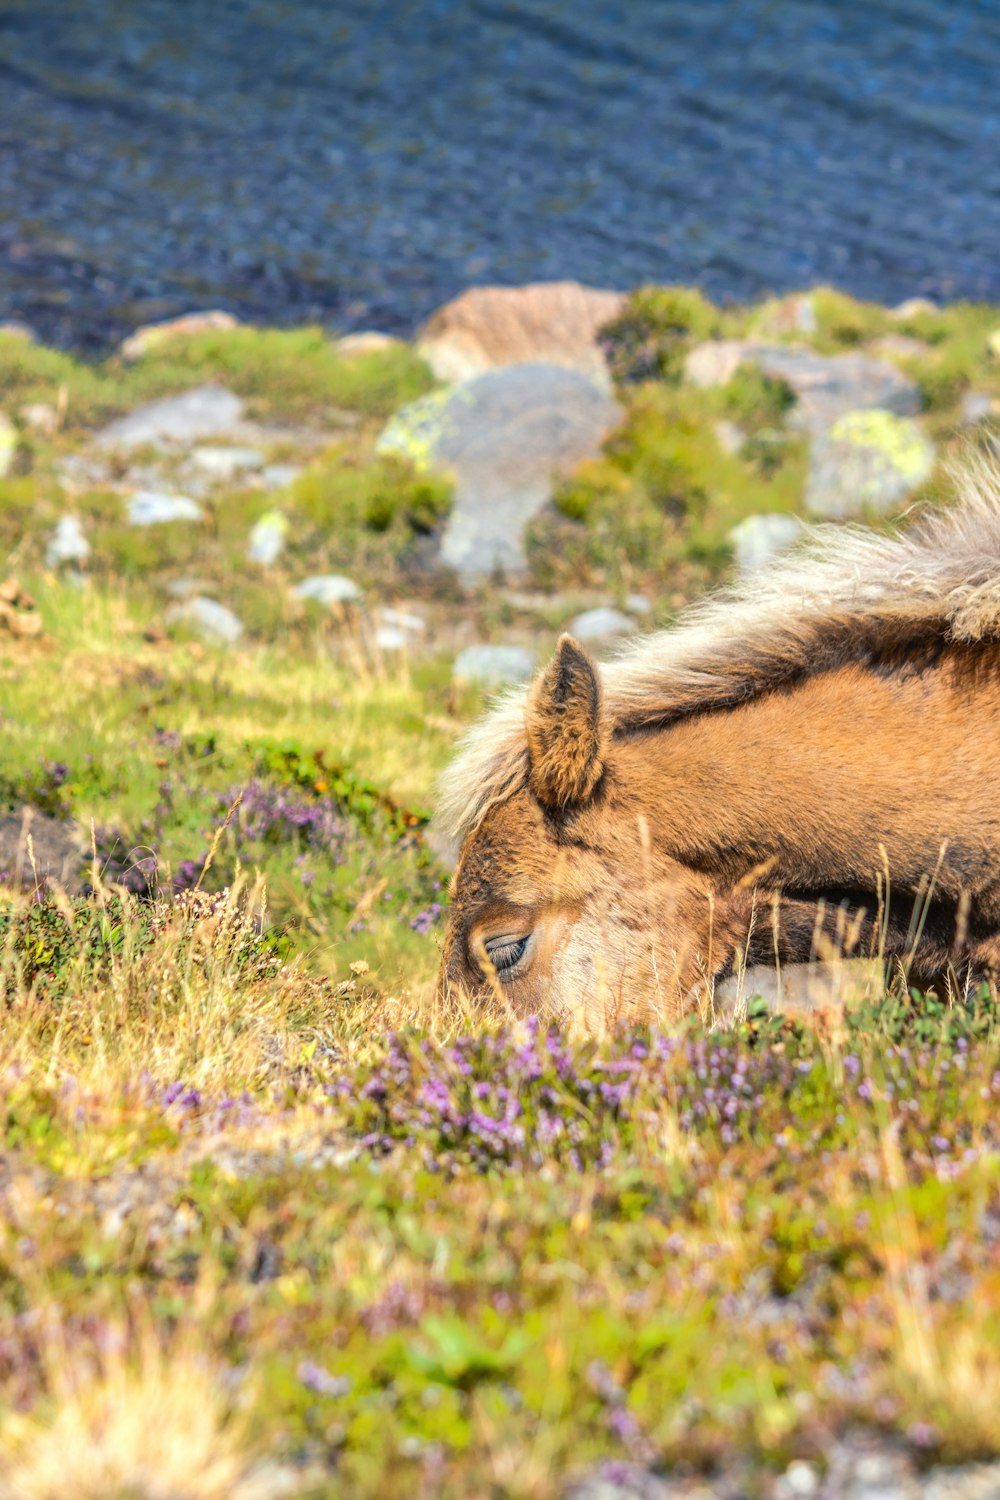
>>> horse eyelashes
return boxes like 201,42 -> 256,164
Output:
486,937 -> 528,972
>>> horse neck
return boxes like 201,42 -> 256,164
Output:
610,648 -> 1000,899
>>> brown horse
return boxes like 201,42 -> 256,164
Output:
437,467 -> 1000,1022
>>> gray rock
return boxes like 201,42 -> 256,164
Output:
806,409 -> 935,518
57,453 -> 112,491
294,575 -> 362,607
95,385 -> 244,450
379,363 -> 621,580
922,1462 -> 1000,1500
0,413 -> 16,478
625,593 -> 652,616
568,606 -> 634,643
188,445 -> 264,479
372,606 -> 426,653
869,333 -> 930,361
763,347 -> 922,434
714,418 -> 746,454
119,309 -> 239,361
685,340 -> 749,389
561,1467 -> 693,1500
453,644 -> 535,686
46,515 -> 90,567
376,605 -> 425,635
260,463 -> 304,490
891,297 -> 938,319
128,490 -> 204,526
166,596 -> 243,645
729,513 -> 805,572
165,577 -> 212,599
820,1438 -> 919,1500
417,282 -> 624,387
373,625 -> 410,652
776,1460 -> 820,1498
960,391 -> 995,426
19,402 -> 58,435
686,340 -> 921,435
247,511 -> 288,565
0,809 -> 86,893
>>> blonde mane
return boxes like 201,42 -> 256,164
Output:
438,461 -> 1000,844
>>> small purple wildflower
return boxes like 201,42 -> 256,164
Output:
297,1361 -> 351,1398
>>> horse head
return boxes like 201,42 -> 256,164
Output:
438,634 -> 725,1022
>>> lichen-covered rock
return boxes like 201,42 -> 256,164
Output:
96,386 -> 245,450
379,364 -> 621,580
685,341 -> 921,434
418,281 -> 624,386
805,408 -> 935,518
247,511 -> 288,565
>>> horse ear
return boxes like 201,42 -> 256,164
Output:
526,634 -> 608,809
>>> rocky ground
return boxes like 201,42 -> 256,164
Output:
2,282 -> 1000,1497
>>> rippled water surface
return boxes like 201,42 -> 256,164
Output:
2,0 -> 999,349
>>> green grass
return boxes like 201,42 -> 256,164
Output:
0,324 -> 434,430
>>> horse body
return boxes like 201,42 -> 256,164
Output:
438,470 -> 1000,1021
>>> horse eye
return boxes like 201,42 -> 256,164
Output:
483,934 -> 530,977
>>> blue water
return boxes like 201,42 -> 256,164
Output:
1,0 -> 999,350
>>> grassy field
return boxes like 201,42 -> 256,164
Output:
1,290 -> 1000,1496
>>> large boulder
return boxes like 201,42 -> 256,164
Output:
805,409 -> 935,518
417,282 -> 625,387
379,363 -> 621,581
685,340 -> 921,435
95,386 -> 245,450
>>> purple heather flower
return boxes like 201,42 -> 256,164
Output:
410,901 -> 446,934
297,1361 -> 351,1398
